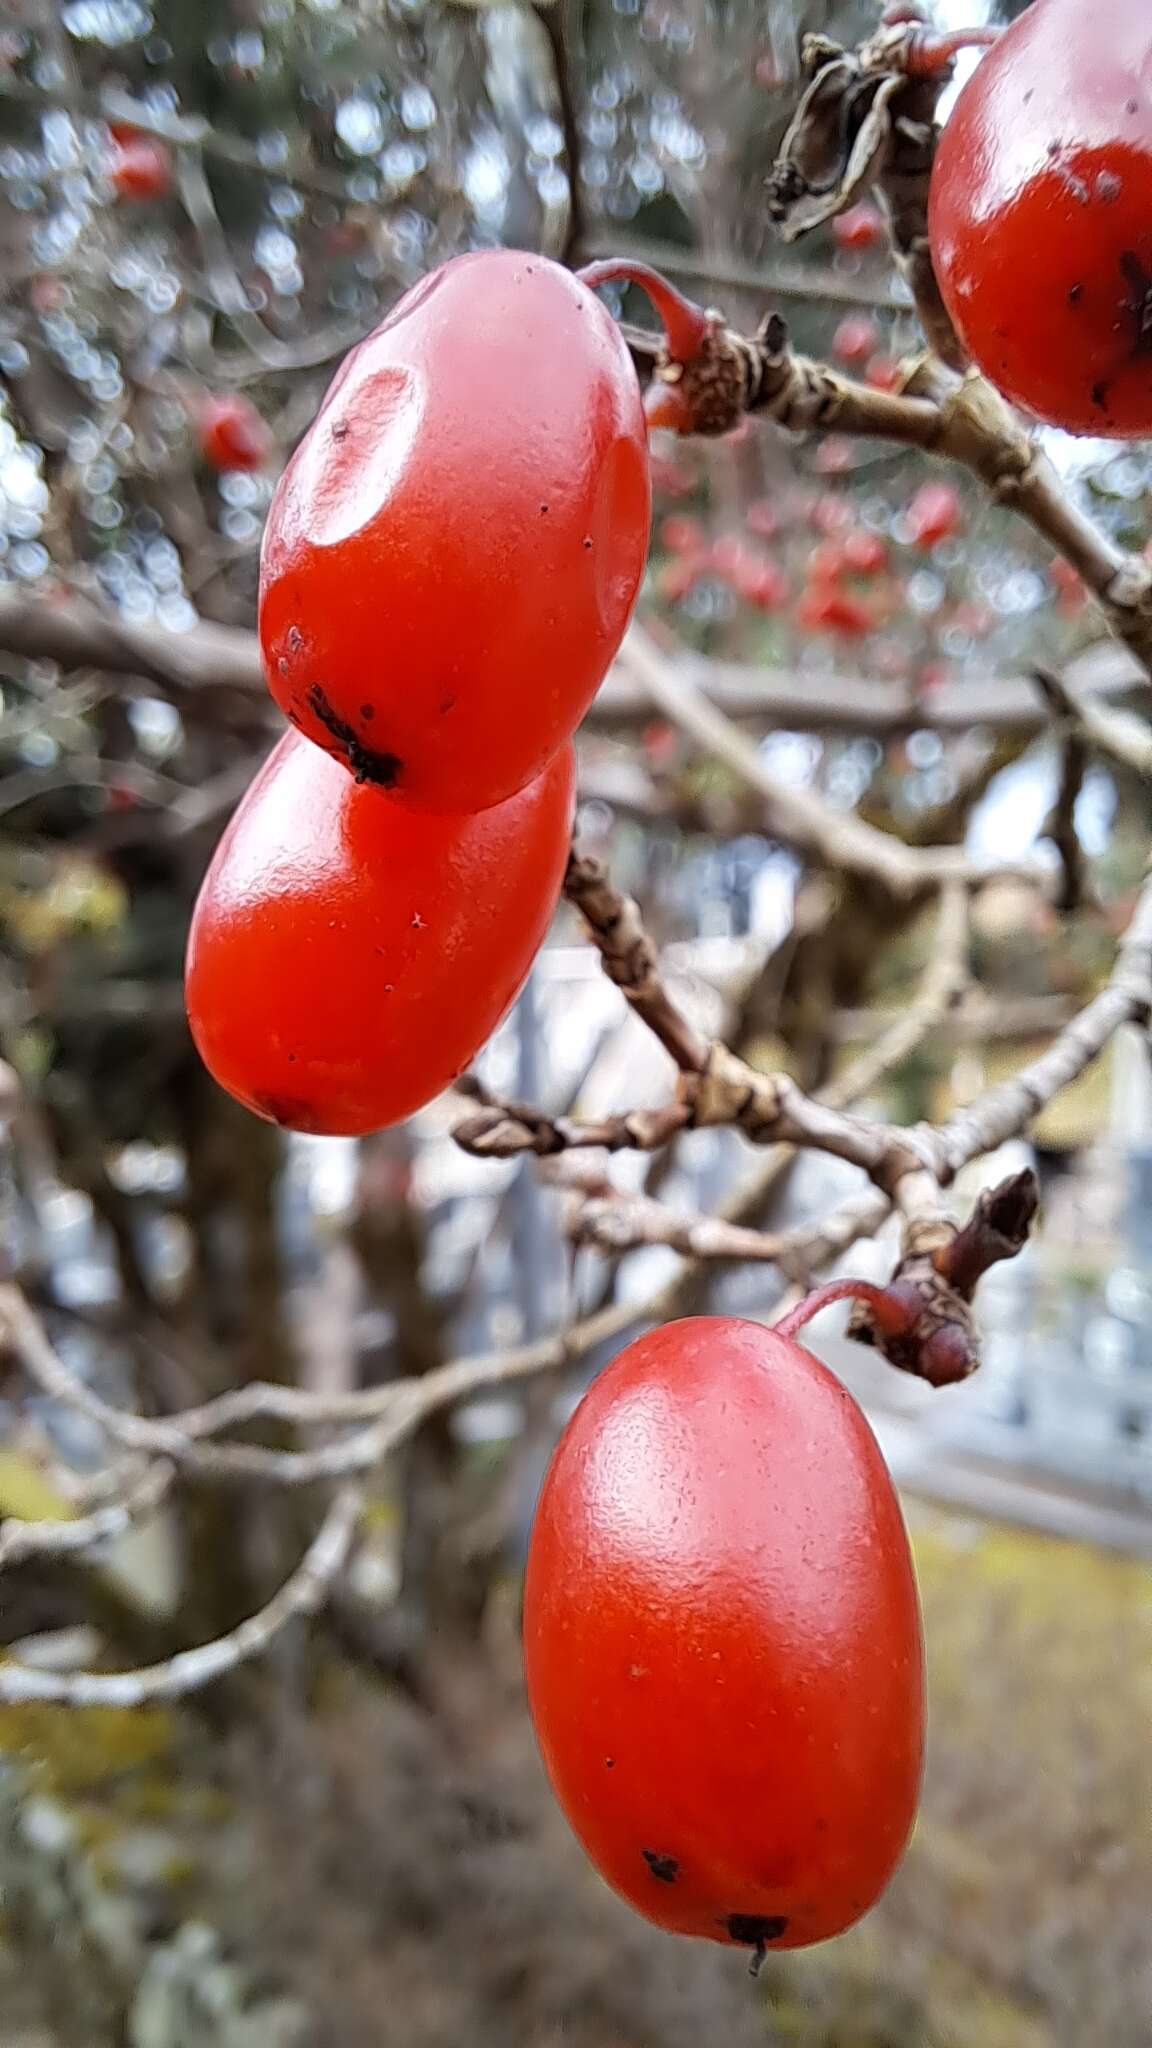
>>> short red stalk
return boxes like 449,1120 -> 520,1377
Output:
777,1279 -> 914,1344
905,26 -> 1000,79
578,259 -> 710,363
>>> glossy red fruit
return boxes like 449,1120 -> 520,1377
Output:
906,480 -> 961,550
109,133 -> 172,201
834,202 -> 884,251
832,315 -> 879,365
929,0 -> 1152,437
259,250 -> 650,813
185,732 -> 574,1136
524,1316 -> 924,1960
198,394 -> 271,472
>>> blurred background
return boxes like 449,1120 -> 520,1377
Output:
0,0 -> 1150,2043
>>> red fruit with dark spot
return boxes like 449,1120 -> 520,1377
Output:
109,133 -> 172,201
929,0 -> 1152,436
832,315 -> 879,365
185,731 -> 574,1136
906,480 -> 962,550
524,1316 -> 924,1958
834,202 -> 885,251
259,250 -> 650,813
198,394 -> 271,473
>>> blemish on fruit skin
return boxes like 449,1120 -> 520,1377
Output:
1096,170 -> 1123,202
287,626 -> 303,654
723,1913 -> 789,1975
642,1850 -> 679,1885
305,683 -> 402,788
1068,283 -> 1084,306
360,703 -> 375,720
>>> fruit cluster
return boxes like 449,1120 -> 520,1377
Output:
185,250 -> 650,1136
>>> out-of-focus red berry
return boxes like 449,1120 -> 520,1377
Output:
197,393 -> 272,473
812,437 -> 855,477
832,315 -> 879,365
745,498 -> 779,541
109,132 -> 172,201
642,719 -> 680,765
796,584 -> 874,639
1050,555 -> 1087,613
659,514 -> 704,556
906,481 -> 962,550
841,529 -> 888,577
658,558 -> 700,603
865,354 -> 903,392
735,560 -> 789,611
834,203 -> 884,252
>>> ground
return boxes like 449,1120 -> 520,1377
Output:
1,1504 -> 1148,2047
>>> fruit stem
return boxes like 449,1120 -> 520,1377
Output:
777,1279 -> 915,1344
904,26 -> 999,78
578,259 -> 710,363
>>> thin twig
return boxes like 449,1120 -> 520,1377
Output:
0,1460 -> 174,1568
1034,667 -> 1152,780
0,1487 -> 361,1705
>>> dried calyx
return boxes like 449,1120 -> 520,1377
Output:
778,1169 -> 1040,1387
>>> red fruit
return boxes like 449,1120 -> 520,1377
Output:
929,0 -> 1152,437
710,534 -> 750,579
906,480 -> 961,550
259,250 -> 650,814
185,731 -> 574,1136
109,133 -> 171,201
524,1316 -> 924,1959
841,529 -> 888,577
834,203 -> 884,252
745,498 -> 779,540
832,315 -> 879,365
865,354 -> 902,392
197,394 -> 271,473
659,514 -> 704,556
